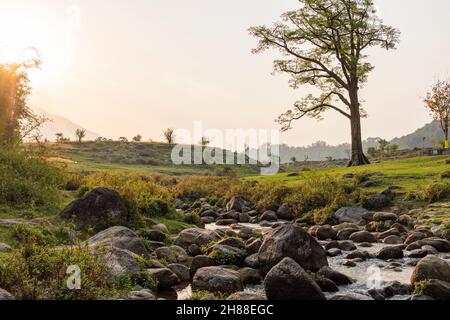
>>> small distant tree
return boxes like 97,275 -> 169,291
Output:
118,137 -> 128,143
377,139 -> 390,152
291,156 -> 297,164
133,134 -> 142,142
55,133 -> 64,143
75,128 -> 86,143
424,79 -> 450,149
200,136 -> 210,147
387,144 -> 399,153
164,128 -> 175,145
325,156 -> 333,162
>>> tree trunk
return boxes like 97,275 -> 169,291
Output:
445,122 -> 449,149
347,86 -> 370,167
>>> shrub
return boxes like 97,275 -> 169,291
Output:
208,249 -> 235,265
11,224 -> 73,247
0,244 -> 112,300
283,176 -> 358,224
416,182 -> 450,203
183,212 -> 201,225
0,147 -> 63,209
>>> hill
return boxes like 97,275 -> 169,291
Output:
31,107 -> 100,142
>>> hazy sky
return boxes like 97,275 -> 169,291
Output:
1,0 -> 449,146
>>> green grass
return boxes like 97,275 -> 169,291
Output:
247,156 -> 450,193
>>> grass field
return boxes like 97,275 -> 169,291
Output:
248,156 -> 450,193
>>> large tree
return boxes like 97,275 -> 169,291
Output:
249,0 -> 400,166
424,79 -> 450,149
0,52 -> 41,145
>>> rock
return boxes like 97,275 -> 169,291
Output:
346,250 -> 370,261
410,294 -> 435,300
59,188 -> 129,229
226,196 -> 251,213
187,244 -> 202,256
258,224 -> 328,275
227,292 -> 266,300
339,240 -> 357,251
190,255 -> 214,278
316,225 -> 337,240
155,247 -> 177,264
368,289 -> 386,301
376,246 -> 404,260
362,194 -> 389,210
327,248 -> 342,257
407,249 -> 429,259
246,239 -> 262,254
147,259 -> 166,268
244,253 -> 260,268
324,241 -> 339,250
129,289 -> 156,300
260,211 -> 278,222
317,266 -> 352,285
0,288 -> 14,300
398,215 -> 413,225
192,267 -> 244,294
0,242 -> 11,252
378,228 -> 401,239
147,268 -> 180,289
208,244 -> 246,266
414,227 -> 434,238
334,207 -> 369,223
405,232 -> 427,245
174,228 -> 221,250
422,245 -> 439,255
418,238 -> 450,252
239,268 -> 261,285
219,211 -> 240,220
330,293 -> 372,300
341,260 -> 357,267
200,209 -> 218,219
216,219 -> 238,226
237,227 -> 254,240
337,228 -> 360,241
422,279 -> 450,300
87,226 -> 147,256
238,212 -> 250,223
381,281 -> 410,297
277,204 -> 294,220
411,256 -> 450,284
349,231 -> 377,243
216,237 -> 245,249
167,264 -> 190,282
264,258 -> 325,301
94,246 -> 142,279
143,229 -> 167,242
170,245 -> 188,263
373,212 -> 398,222
315,278 -> 339,292
383,235 -> 403,244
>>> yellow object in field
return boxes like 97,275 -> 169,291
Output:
446,140 -> 449,149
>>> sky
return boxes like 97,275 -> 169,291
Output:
0,0 -> 449,146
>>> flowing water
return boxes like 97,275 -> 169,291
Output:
174,222 -> 450,300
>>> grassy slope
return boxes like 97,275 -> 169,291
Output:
36,141 -> 259,176
247,156 -> 450,193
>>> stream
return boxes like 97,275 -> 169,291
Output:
170,222 -> 450,300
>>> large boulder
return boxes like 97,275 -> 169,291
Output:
334,207 -> 369,223
59,188 -> 128,229
226,196 -> 251,213
418,238 -> 450,253
362,194 -> 389,210
260,211 -> 278,222
87,226 -> 147,256
174,228 -> 221,250
129,289 -> 156,300
147,268 -> 180,289
277,204 -> 294,220
373,212 -> 398,222
422,279 -> 450,300
192,267 -> 244,294
167,264 -> 190,282
411,256 -> 450,285
0,288 -> 14,300
264,258 -> 326,300
375,246 -> 404,260
93,246 -> 142,279
190,255 -> 214,278
317,266 -> 352,285
258,224 -> 328,275
207,244 -> 246,266
316,225 -> 337,240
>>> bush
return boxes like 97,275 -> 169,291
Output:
0,244 -> 112,300
283,176 -> 358,224
416,182 -> 450,203
0,147 -> 63,209
83,172 -> 173,216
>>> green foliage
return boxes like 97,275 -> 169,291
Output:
188,290 -> 214,300
415,182 -> 450,203
208,249 -> 235,265
0,147 -> 63,209
183,212 -> 201,225
0,244 -> 112,300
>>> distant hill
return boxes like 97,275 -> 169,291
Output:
390,120 -> 443,150
31,107 -> 100,142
